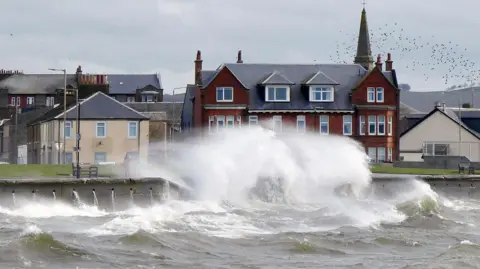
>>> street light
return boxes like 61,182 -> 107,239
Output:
171,87 -> 187,143
49,68 -> 66,164
444,89 -> 463,160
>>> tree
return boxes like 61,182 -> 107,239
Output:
398,83 -> 411,91
462,103 -> 472,108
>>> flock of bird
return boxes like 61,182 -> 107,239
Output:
330,22 -> 479,88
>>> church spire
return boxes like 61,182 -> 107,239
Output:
354,7 -> 374,70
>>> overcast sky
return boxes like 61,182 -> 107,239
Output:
0,0 -> 478,93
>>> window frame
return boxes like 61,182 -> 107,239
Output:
296,115 -> 306,133
272,115 -> 283,132
128,121 -> 138,138
387,115 -> 393,136
265,86 -> 290,102
359,115 -> 366,135
376,87 -> 384,103
226,115 -> 235,128
368,115 -> 376,135
367,87 -> 375,103
309,86 -> 334,102
64,121 -> 72,139
319,115 -> 329,134
96,121 -> 107,138
248,115 -> 258,127
216,87 -> 234,102
377,115 -> 386,135
343,115 -> 352,135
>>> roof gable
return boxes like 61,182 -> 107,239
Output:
304,71 -> 339,85
400,107 -> 480,139
55,92 -> 148,120
201,65 -> 249,89
353,67 -> 398,90
260,71 -> 294,85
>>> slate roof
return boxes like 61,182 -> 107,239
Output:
53,92 -> 148,120
304,71 -> 339,85
261,71 -> 295,85
181,84 -> 196,129
204,63 -> 374,111
401,107 -> 480,139
163,93 -> 185,102
0,74 -> 77,94
107,74 -> 162,94
125,102 -> 183,121
400,88 -> 480,113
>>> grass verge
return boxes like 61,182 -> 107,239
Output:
370,166 -> 458,175
0,164 -> 117,178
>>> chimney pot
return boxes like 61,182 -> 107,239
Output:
442,102 -> 446,111
196,50 -> 201,61
385,53 -> 393,71
237,50 -> 243,63
375,54 -> 383,70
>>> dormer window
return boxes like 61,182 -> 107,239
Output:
216,87 -> 233,102
266,86 -> 290,102
310,86 -> 334,102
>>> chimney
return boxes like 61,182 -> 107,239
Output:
375,54 -> 382,70
385,53 -> 393,71
442,102 -> 446,111
195,50 -> 203,87
237,50 -> 243,63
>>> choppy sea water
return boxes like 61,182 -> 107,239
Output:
1,180 -> 480,269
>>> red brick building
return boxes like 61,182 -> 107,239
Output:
181,8 -> 400,162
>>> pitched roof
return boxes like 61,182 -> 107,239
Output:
218,63 -> 369,111
54,91 -> 148,120
181,84 -> 196,128
125,102 -> 183,121
261,71 -> 294,85
400,106 -> 480,139
400,88 -> 480,113
0,74 -> 77,94
304,71 -> 339,85
107,74 -> 162,94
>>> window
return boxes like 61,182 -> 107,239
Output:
388,147 -> 393,162
297,115 -> 306,133
237,116 -> 242,128
249,116 -> 258,127
64,121 -> 72,138
377,147 -> 386,162
266,86 -> 289,102
368,147 -> 377,163
217,116 -> 225,131
96,122 -> 106,138
46,96 -> 55,106
367,87 -> 375,102
16,97 -> 20,106
26,97 -> 35,105
226,116 -> 235,128
388,116 -> 393,136
273,116 -> 282,132
377,115 -> 385,135
376,87 -> 384,102
343,115 -> 352,135
359,115 -> 366,135
310,87 -> 334,102
216,87 -> 233,102
208,116 -> 215,133
141,95 -> 154,102
64,152 -> 73,164
368,115 -> 376,135
94,152 -> 107,164
128,121 -> 138,138
320,115 -> 329,134
10,97 -> 15,106
423,143 -> 449,156
126,96 -> 136,103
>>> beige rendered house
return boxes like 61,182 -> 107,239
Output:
400,106 -> 480,162
27,91 -> 149,164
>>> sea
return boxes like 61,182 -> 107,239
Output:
1,126 -> 479,269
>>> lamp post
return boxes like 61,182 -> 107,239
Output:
171,87 -> 187,143
49,68 -> 66,164
445,89 -> 462,160
75,88 -> 81,178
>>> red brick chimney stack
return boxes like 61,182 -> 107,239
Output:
195,50 -> 203,86
237,50 -> 243,63
375,54 -> 383,70
385,53 -> 393,71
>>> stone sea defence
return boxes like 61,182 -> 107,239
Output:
0,177 -> 192,210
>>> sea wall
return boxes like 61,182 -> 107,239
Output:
0,177 -> 190,210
